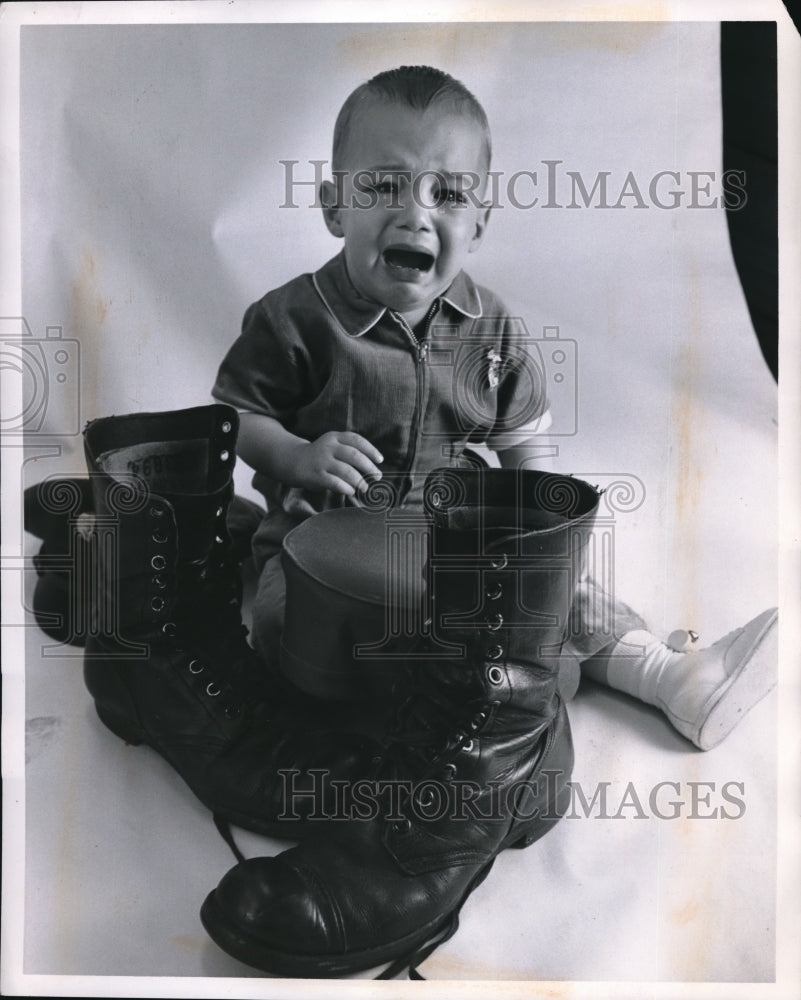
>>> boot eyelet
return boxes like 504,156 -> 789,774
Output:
149,506 -> 164,518
416,788 -> 437,809
486,582 -> 503,601
162,622 -> 177,637
152,531 -> 168,544
486,645 -> 504,660
151,555 -> 166,571
485,613 -> 503,632
206,682 -> 221,697
152,574 -> 167,589
188,659 -> 204,674
460,738 -> 474,753
487,664 -> 504,685
490,553 -> 508,570
390,818 -> 412,834
444,763 -> 457,781
150,596 -> 165,612
221,420 -> 232,434
220,450 -> 230,462
470,709 -> 489,731
216,506 -> 224,518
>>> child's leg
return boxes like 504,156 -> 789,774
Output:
567,577 -> 778,750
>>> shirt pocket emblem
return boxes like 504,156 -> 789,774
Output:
487,348 -> 502,390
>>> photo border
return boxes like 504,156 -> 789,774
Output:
2,2 -> 799,998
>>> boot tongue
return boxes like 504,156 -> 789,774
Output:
170,489 -> 229,561
94,439 -> 227,561
401,663 -> 485,742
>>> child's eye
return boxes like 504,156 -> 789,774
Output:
374,180 -> 398,195
437,188 -> 467,206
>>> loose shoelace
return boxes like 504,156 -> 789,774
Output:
375,860 -> 497,980
210,646 -> 497,980
212,807 -> 496,983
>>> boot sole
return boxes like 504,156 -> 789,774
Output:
694,608 -> 778,751
92,701 -> 313,840
199,781 -> 571,978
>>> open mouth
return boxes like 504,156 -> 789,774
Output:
382,247 -> 435,273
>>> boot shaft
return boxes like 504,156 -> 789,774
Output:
82,404 -> 239,639
405,467 -> 600,743
84,404 -> 236,547
425,467 -> 599,670
81,403 -> 268,766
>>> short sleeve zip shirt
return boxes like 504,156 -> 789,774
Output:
212,251 -> 548,536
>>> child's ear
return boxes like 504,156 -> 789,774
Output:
468,203 -> 492,253
320,181 -> 344,238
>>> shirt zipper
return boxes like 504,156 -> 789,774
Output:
393,301 -> 439,497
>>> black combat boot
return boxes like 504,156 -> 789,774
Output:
24,476 -> 263,646
200,467 -> 600,977
82,403 -> 371,837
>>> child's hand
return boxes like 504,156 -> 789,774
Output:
295,431 -> 383,497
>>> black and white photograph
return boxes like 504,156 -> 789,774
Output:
1,1 -> 799,996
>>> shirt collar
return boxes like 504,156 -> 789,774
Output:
312,251 -> 483,337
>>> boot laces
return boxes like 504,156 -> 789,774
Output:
381,666 -> 493,781
162,538 -> 264,718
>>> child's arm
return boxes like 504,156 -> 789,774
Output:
237,411 -> 384,499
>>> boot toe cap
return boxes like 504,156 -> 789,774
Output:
208,856 -> 340,956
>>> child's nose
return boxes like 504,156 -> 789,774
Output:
396,190 -> 432,231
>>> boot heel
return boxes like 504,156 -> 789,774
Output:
94,702 -> 145,746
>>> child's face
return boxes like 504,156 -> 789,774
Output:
322,99 -> 491,322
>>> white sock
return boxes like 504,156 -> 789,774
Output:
600,630 -> 685,707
